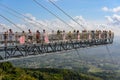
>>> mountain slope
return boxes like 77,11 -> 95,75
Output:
0,62 -> 102,80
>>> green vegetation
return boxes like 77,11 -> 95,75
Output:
0,62 -> 102,80
10,50 -> 120,80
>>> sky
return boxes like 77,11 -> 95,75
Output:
0,0 -> 119,20
0,0 -> 120,36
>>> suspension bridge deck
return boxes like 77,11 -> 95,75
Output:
0,38 -> 113,62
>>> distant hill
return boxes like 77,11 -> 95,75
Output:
0,62 -> 102,80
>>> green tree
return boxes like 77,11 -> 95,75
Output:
0,62 -> 13,72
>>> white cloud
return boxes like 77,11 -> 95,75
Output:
24,13 -> 76,32
0,23 -> 24,32
24,14 -> 48,31
69,16 -> 88,30
16,24 -> 28,31
102,7 -> 109,12
0,23 -> 9,32
104,14 -> 120,36
105,14 -> 120,26
105,16 -> 113,22
25,13 -> 36,21
1,13 -> 120,37
102,6 -> 120,36
21,14 -> 110,32
113,14 -> 120,20
102,6 -> 120,13
74,16 -> 86,24
113,7 -> 120,13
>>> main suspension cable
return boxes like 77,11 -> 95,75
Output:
48,0 -> 86,30
0,8 -> 44,30
33,0 -> 75,30
0,3 -> 53,31
0,14 -> 23,31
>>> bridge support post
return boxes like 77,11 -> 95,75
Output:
4,46 -> 7,59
